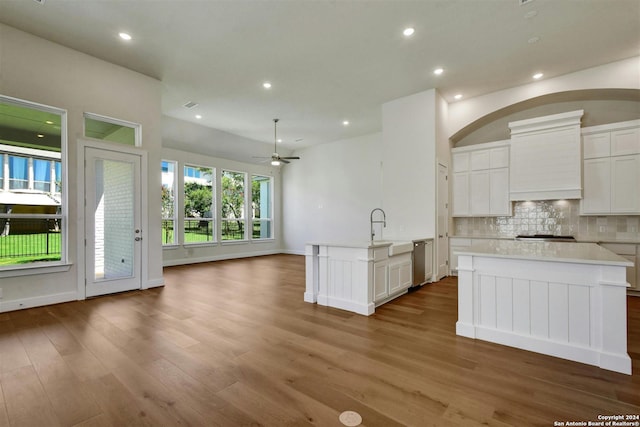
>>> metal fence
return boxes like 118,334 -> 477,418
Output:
0,218 -> 61,260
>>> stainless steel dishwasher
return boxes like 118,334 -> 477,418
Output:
411,239 -> 426,287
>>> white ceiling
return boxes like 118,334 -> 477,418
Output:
1,0 -> 639,151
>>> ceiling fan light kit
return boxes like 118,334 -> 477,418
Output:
255,118 -> 300,166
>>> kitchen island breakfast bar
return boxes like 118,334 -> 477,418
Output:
456,240 -> 633,374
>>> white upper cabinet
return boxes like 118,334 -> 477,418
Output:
611,127 -> 640,156
451,140 -> 510,217
581,120 -> 640,215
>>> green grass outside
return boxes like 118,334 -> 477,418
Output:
0,232 -> 61,265
162,220 -> 268,244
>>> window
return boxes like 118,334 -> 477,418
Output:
9,156 -> 28,189
184,165 -> 214,243
0,95 -> 66,268
251,175 -> 273,239
84,112 -> 140,146
161,160 -> 177,245
221,170 -> 246,241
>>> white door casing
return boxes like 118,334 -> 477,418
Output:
437,162 -> 449,280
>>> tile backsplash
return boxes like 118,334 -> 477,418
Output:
453,200 -> 640,241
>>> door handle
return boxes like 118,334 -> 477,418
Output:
438,235 -> 444,238
135,237 -> 142,241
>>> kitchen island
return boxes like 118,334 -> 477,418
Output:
455,240 -> 633,374
305,240 -> 416,315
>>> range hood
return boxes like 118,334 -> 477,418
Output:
509,110 -> 583,201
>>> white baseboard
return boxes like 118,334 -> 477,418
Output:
163,249 -> 285,267
281,249 -> 305,256
0,291 -> 77,313
145,278 -> 165,288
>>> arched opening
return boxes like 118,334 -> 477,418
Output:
451,89 -> 640,147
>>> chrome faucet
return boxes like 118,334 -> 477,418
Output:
370,208 -> 386,242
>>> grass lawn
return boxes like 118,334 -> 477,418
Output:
0,232 -> 61,265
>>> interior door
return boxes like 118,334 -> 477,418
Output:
85,147 -> 142,297
437,163 -> 449,279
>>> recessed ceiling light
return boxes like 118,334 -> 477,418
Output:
403,27 -> 415,37
433,67 -> 444,75
37,134 -> 44,138
342,120 -> 350,126
277,138 -> 282,143
263,82 -> 272,89
119,32 -> 132,41
528,36 -> 540,44
45,120 -> 53,125
195,114 -> 202,119
454,94 -> 463,100
533,72 -> 544,80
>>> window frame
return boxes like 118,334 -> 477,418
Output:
0,94 -> 69,275
161,160 -> 178,246
183,163 -> 216,245
250,174 -> 274,241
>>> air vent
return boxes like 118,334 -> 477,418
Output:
520,0 -> 534,5
183,101 -> 198,109
33,0 -> 45,4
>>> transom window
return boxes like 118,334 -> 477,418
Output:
84,112 -> 140,146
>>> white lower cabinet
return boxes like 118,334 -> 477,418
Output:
373,260 -> 389,302
389,259 -> 412,294
374,253 -> 412,304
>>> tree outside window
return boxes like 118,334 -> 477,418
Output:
221,170 -> 246,240
161,160 -> 177,245
251,175 -> 272,239
184,165 -> 214,243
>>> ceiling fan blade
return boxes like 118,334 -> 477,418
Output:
280,156 -> 300,160
280,158 -> 290,164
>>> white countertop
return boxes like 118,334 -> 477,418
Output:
451,234 -> 640,244
307,237 -> 433,249
455,240 -> 633,267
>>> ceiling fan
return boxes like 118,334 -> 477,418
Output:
254,118 -> 300,166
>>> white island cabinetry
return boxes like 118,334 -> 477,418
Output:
305,241 -> 413,315
455,240 -> 633,374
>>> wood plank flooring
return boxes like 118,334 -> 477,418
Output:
1,254 -> 639,426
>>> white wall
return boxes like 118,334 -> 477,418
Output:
282,133 -> 383,253
382,89 -> 437,240
161,147 -> 283,265
0,23 -> 163,311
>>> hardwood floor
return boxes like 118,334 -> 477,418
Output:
1,254 -> 639,426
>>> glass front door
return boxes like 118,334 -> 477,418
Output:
85,147 -> 141,297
